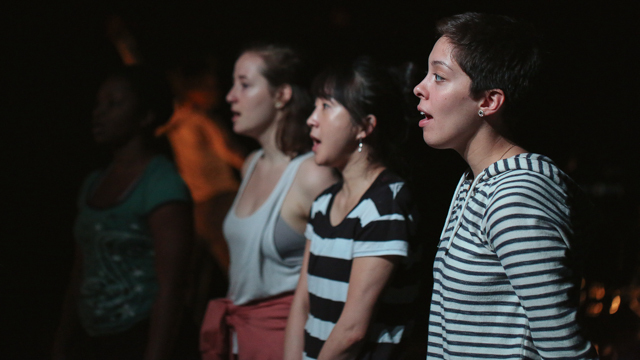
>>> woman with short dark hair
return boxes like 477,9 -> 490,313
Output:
414,12 -> 597,359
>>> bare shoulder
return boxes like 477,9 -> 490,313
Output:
295,156 -> 338,199
241,149 -> 261,178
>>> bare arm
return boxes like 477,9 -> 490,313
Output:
283,159 -> 336,359
297,158 -> 337,208
283,240 -> 312,360
284,158 -> 338,234
52,246 -> 83,360
145,202 -> 194,360
317,256 -> 398,360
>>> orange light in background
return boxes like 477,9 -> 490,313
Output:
609,295 -> 621,314
589,283 -> 605,300
106,16 -> 142,66
586,302 -> 603,316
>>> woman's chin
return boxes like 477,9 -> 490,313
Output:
312,153 -> 325,165
312,153 -> 332,167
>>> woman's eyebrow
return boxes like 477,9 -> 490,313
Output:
430,60 -> 453,71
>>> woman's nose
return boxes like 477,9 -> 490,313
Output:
413,79 -> 428,99
225,87 -> 235,103
306,109 -> 318,127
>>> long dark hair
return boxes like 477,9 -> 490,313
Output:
311,56 -> 418,175
242,44 -> 313,157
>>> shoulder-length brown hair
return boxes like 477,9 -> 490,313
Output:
242,44 -> 313,157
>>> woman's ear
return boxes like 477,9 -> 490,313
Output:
357,114 -> 377,140
274,84 -> 292,109
478,89 -> 505,117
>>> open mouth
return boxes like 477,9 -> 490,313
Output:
310,134 -> 320,151
418,110 -> 433,127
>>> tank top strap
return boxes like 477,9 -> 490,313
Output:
235,149 -> 264,200
228,149 -> 264,214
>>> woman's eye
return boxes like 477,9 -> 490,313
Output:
434,73 -> 444,82
240,83 -> 249,89
322,102 -> 330,110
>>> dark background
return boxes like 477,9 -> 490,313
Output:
4,0 -> 639,358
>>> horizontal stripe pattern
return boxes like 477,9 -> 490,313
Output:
304,170 -> 420,359
428,154 -> 596,359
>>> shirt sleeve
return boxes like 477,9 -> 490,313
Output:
76,171 -> 101,209
143,157 -> 192,214
484,173 -> 596,359
352,182 -> 414,258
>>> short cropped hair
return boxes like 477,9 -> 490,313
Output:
437,12 -> 541,129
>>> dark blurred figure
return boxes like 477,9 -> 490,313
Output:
53,66 -> 193,360
156,62 -> 245,325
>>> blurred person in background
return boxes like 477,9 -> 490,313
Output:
199,44 -> 336,360
156,62 -> 245,324
53,65 -> 193,360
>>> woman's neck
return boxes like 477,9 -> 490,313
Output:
460,125 -> 525,177
255,115 -> 291,165
110,136 -> 156,168
338,151 -> 384,199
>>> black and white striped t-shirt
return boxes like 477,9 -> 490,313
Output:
428,153 -> 597,359
304,170 -> 420,360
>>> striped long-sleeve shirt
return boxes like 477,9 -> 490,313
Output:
427,153 -> 597,359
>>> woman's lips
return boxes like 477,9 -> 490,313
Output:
418,111 -> 433,127
310,135 -> 320,152
230,110 -> 240,121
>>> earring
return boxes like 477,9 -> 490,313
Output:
358,139 -> 363,153
478,109 -> 484,117
275,101 -> 282,109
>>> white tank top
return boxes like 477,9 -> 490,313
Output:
223,150 -> 312,305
